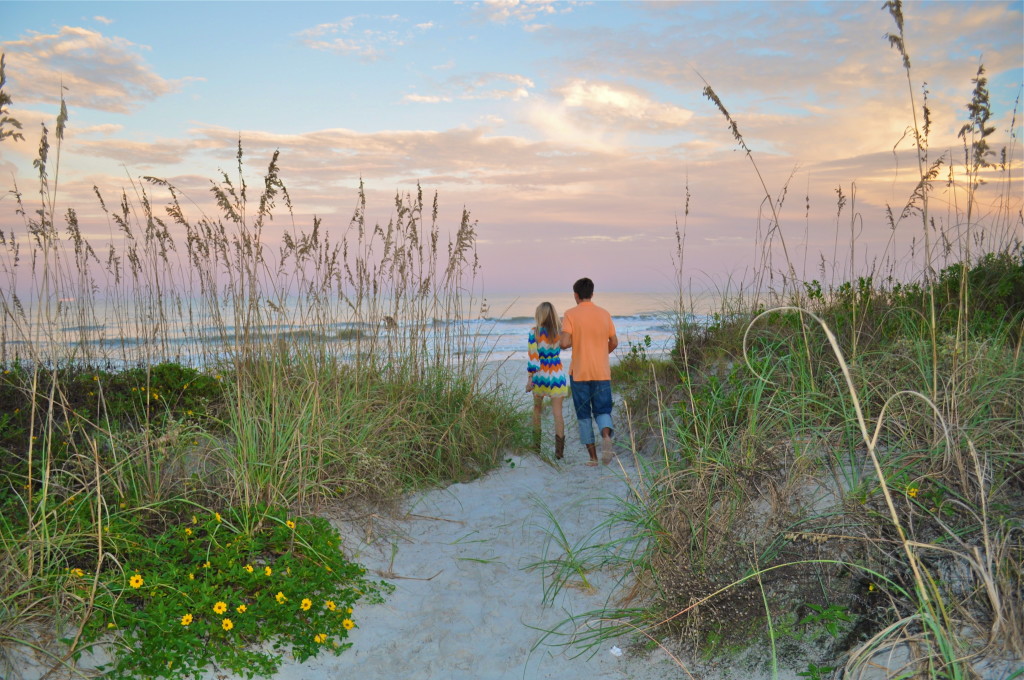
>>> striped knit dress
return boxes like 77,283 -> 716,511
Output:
527,327 -> 568,397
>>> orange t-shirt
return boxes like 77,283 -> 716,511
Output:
562,300 -> 616,381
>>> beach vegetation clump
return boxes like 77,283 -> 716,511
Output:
59,507 -> 390,679
544,5 -> 1023,675
0,53 -> 524,678
594,248 -> 1023,678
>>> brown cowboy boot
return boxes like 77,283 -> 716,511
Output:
554,435 -> 565,460
585,443 -> 598,466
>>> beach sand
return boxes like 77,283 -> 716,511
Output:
223,449 -> 685,680
6,436 -> 980,680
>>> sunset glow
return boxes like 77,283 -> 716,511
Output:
2,1 -> 1021,295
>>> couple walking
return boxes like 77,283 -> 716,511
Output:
526,277 -> 618,466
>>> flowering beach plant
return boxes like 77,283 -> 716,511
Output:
74,505 -> 391,679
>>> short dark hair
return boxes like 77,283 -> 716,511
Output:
573,277 -> 594,300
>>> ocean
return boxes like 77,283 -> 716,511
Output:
471,291 -> 693,367
0,291 -> 709,369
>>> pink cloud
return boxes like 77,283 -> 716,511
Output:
1,26 -> 178,113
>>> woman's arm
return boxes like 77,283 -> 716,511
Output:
527,327 -> 539,391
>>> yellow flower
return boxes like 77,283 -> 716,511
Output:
346,607 -> 353,615
184,528 -> 192,536
221,618 -> 233,631
264,566 -> 272,577
244,564 -> 254,573
236,604 -> 247,614
286,520 -> 296,530
213,601 -> 227,615
300,598 -> 312,611
275,591 -> 287,604
188,573 -> 195,580
107,622 -> 116,629
314,633 -> 327,644
70,568 -> 85,578
203,561 -> 211,569
214,512 -> 222,523
191,515 -> 198,525
342,618 -> 354,630
908,487 -> 919,498
92,375 -> 99,382
325,600 -> 336,611
129,574 -> 144,588
325,565 -> 332,573
180,613 -> 193,626
868,582 -> 876,592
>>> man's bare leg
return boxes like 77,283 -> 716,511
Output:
600,427 -> 614,465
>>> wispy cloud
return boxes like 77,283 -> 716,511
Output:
557,79 -> 693,131
457,73 -> 534,101
405,72 -> 534,104
296,14 -> 434,60
70,137 -> 200,167
477,0 -> 578,30
570,234 -> 643,243
404,94 -> 452,104
1,26 -> 178,113
93,16 -> 113,25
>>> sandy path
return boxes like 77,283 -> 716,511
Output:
229,450 -> 682,680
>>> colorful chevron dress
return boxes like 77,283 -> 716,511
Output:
527,327 -> 569,397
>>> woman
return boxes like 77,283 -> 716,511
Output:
526,301 -> 568,459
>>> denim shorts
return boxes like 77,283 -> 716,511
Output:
569,378 -> 613,420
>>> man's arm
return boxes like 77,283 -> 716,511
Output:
608,333 -> 618,353
559,330 -> 572,349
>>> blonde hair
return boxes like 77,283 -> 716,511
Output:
534,302 -> 561,340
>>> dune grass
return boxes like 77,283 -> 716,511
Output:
0,71 -> 527,678
537,5 -> 1022,677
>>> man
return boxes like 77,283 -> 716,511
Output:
559,277 -> 618,466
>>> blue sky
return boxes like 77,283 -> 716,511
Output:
1,1 -> 1022,294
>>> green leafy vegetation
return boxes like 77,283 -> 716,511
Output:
0,50 -> 526,678
68,507 -> 391,679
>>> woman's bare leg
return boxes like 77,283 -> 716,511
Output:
532,394 -> 544,452
550,396 -> 565,439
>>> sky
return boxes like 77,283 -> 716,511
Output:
1,0 -> 1022,296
